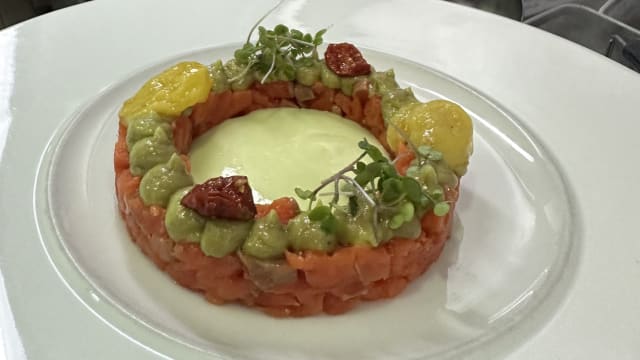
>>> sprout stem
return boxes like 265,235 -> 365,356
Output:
388,121 -> 421,161
246,0 -> 285,43
260,52 -> 277,84
339,175 -> 380,244
309,151 -> 367,200
331,178 -> 340,207
228,59 -> 257,82
269,35 -> 315,47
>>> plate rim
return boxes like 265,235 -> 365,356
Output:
32,43 -> 584,360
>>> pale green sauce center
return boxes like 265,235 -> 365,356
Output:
189,108 -> 386,203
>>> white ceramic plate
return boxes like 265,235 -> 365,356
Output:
33,45 -> 576,359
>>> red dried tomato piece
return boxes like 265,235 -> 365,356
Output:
181,176 -> 257,220
324,43 -> 371,77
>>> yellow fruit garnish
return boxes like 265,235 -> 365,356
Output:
119,61 -> 213,125
387,100 -> 473,176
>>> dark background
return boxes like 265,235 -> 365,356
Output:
1,0 -> 89,28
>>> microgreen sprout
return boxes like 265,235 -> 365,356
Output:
295,137 -> 453,241
234,24 -> 327,84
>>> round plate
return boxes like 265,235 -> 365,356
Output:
34,45 -> 578,359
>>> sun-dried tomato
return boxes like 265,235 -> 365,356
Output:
324,43 -> 372,77
181,176 -> 257,220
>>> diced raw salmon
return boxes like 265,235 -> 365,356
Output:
285,249 -> 359,289
114,78 -> 459,317
191,90 -> 253,136
203,275 -> 252,303
308,87 -> 335,112
255,197 -> 300,224
334,92 -> 352,115
353,245 -> 391,284
362,277 -> 408,300
254,292 -> 300,308
393,142 -> 415,175
173,116 -> 193,154
323,294 -> 360,315
254,81 -> 294,99
114,124 -> 130,173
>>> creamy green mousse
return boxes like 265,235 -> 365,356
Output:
189,108 -> 386,203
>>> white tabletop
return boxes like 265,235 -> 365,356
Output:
0,0 -> 639,358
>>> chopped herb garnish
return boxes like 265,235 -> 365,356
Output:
433,202 -> 451,217
294,187 -> 315,201
295,136 -> 452,243
234,24 -> 327,83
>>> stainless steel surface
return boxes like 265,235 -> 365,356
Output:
527,3 -> 640,72
601,0 -> 640,28
606,34 -> 640,70
524,0 -> 607,17
447,0 -> 524,20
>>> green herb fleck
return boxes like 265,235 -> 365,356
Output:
433,202 -> 450,217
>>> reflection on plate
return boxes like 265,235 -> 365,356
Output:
34,45 -> 578,359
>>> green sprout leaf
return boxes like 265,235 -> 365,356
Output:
314,29 -> 327,45
381,163 -> 397,178
306,204 -> 339,234
320,214 -> 338,234
418,194 -> 431,208
295,187 -> 315,200
236,24 -> 326,84
381,178 -> 403,203
354,162 -> 383,186
389,214 -> 404,230
418,164 -> 438,184
428,150 -> 443,161
308,204 -> 332,221
401,177 -> 423,203
417,145 -> 432,157
399,202 -> 415,221
406,165 -> 420,178
428,185 -> 444,202
274,24 -> 289,35
358,138 -> 385,162
433,202 -> 450,217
